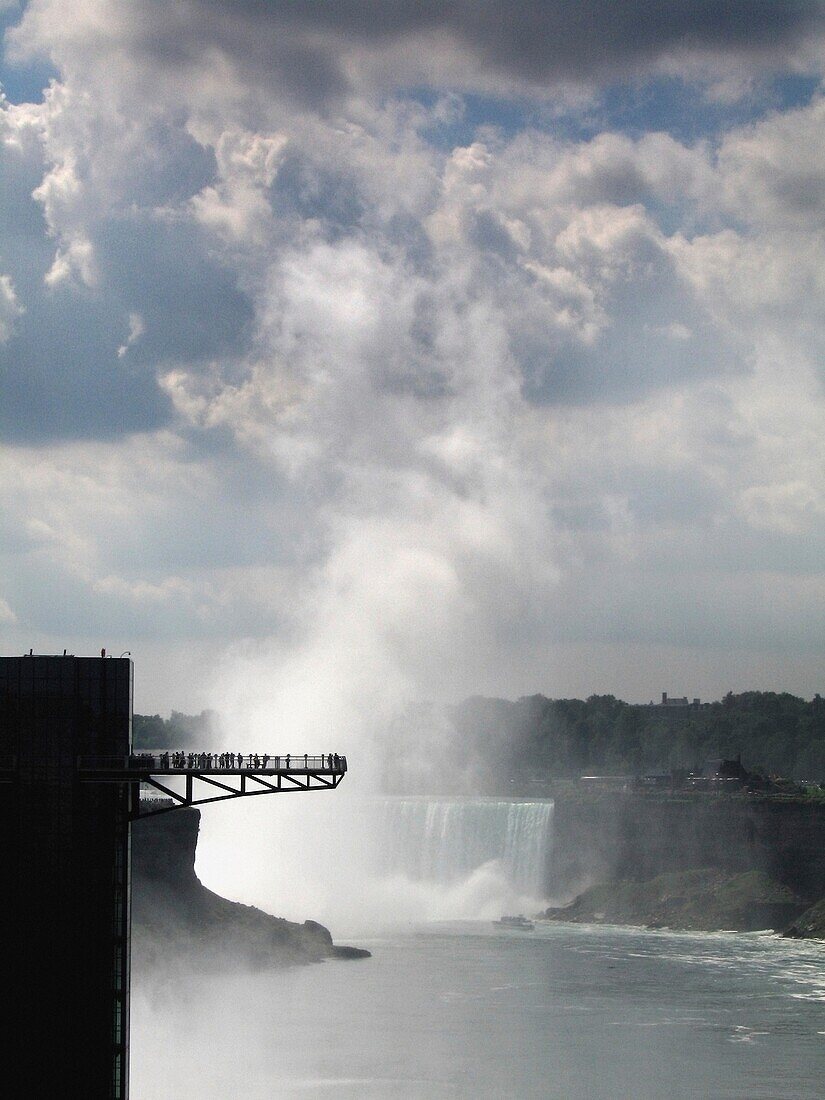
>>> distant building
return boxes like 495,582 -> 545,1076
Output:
687,756 -> 749,790
642,692 -> 702,717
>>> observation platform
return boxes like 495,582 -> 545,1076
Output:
76,751 -> 348,817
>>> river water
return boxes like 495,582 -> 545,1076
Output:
131,921 -> 824,1099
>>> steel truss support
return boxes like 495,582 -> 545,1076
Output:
76,753 -> 347,818
131,768 -> 342,818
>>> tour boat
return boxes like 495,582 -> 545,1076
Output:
493,914 -> 535,930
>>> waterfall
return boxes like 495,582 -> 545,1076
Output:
198,793 -> 554,929
376,797 -> 553,899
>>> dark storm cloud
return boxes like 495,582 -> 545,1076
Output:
181,0 -> 825,100
44,0 -> 822,113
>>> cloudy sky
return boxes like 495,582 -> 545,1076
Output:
3,1 -> 825,715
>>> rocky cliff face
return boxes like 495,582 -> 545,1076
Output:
544,790 -> 825,937
542,869 -> 807,933
131,806 -> 369,967
548,791 -> 825,904
784,898 -> 825,940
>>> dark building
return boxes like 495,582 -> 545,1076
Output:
0,654 -> 133,1098
687,756 -> 749,790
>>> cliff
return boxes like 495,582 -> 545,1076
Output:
548,789 -> 825,900
131,806 -> 369,967
545,790 -> 825,938
542,869 -> 806,932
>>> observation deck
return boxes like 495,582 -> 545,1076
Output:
1,652 -> 353,1100
77,751 -> 348,817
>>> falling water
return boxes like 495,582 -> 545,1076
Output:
376,797 -> 553,899
197,793 -> 554,928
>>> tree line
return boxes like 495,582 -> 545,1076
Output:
447,691 -> 825,783
135,690 -> 825,789
133,709 -> 219,750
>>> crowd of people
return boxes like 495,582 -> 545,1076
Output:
128,751 -> 345,771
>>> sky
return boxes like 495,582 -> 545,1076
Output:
3,1 -> 825,715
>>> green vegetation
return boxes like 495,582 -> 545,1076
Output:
449,691 -> 825,783
137,691 -> 825,786
133,710 -> 220,750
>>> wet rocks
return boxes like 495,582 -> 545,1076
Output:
540,868 -> 808,933
783,898 -> 825,940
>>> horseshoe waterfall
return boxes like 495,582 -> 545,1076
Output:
375,797 -> 554,907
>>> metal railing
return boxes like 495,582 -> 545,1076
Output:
77,752 -> 347,773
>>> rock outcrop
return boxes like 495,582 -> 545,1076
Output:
131,805 -> 369,967
783,898 -> 825,940
547,789 -> 825,905
541,868 -> 807,933
541,790 -> 825,938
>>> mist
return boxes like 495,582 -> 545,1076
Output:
5,1 -> 825,1095
185,428 -> 558,931
195,790 -> 553,936
190,610 -> 555,933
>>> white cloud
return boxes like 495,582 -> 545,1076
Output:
0,273 -> 23,340
191,129 -> 287,244
116,311 -> 144,357
3,0 -> 825,711
719,95 -> 825,229
740,480 -> 825,534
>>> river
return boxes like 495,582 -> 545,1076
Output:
131,921 -> 824,1098
131,794 -> 823,1097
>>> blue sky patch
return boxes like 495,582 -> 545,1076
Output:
413,72 -> 822,153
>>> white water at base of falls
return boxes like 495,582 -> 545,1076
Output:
196,795 -> 554,931
376,798 -> 553,900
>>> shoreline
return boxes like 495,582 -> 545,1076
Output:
536,868 -> 825,941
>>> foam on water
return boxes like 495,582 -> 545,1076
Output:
197,794 -> 554,930
376,797 -> 553,898
133,923 -> 825,1099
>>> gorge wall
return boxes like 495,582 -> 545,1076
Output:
131,794 -> 825,940
548,790 -> 825,906
131,806 -> 368,967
